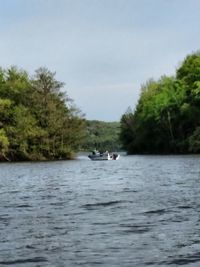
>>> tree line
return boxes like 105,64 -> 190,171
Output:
3,51 -> 198,160
120,51 -> 200,154
0,67 -> 85,161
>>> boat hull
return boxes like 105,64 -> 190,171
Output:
88,153 -> 120,161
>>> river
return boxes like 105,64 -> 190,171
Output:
0,155 -> 200,266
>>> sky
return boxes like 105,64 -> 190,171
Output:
0,0 -> 200,121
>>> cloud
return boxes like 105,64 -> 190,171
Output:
0,0 -> 200,120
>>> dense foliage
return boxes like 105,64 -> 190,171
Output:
82,120 -> 121,152
0,67 -> 85,161
120,52 -> 200,154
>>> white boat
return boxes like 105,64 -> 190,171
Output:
88,150 -> 120,161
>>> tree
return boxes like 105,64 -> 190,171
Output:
120,51 -> 200,154
0,66 -> 85,161
0,129 -> 9,160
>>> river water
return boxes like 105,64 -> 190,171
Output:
0,155 -> 200,266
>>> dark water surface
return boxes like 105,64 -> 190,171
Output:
0,155 -> 200,266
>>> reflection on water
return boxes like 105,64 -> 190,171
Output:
0,155 -> 200,266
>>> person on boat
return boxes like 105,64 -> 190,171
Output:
105,151 -> 109,156
92,149 -> 99,155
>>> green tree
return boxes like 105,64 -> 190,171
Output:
0,66 -> 85,161
0,129 -> 9,160
30,67 -> 85,159
120,51 -> 200,154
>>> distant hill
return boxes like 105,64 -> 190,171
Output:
81,120 -> 122,152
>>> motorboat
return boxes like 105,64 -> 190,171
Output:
88,150 -> 120,161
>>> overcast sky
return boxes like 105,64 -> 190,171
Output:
0,0 -> 200,121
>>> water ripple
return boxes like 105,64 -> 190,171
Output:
82,200 -> 123,209
0,257 -> 48,265
0,155 -> 200,266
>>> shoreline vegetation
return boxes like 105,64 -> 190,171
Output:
1,51 -> 200,161
120,51 -> 200,154
0,67 -> 85,162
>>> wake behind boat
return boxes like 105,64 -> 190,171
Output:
88,150 -> 120,161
